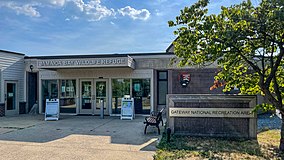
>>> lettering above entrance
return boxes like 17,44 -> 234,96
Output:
37,56 -> 135,69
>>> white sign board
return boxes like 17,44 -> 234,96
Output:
45,99 -> 60,121
121,98 -> 134,120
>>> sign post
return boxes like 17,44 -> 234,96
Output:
121,96 -> 134,120
45,99 -> 60,121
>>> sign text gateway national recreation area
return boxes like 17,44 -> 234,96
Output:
169,108 -> 254,118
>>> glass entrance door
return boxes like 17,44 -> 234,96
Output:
80,80 -> 93,114
5,81 -> 18,115
132,80 -> 143,114
94,80 -> 108,115
132,79 -> 151,114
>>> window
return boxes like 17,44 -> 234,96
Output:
42,80 -> 58,113
60,80 -> 76,113
132,79 -> 151,114
111,79 -> 130,114
157,71 -> 168,105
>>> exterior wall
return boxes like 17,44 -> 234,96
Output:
171,68 -> 223,94
0,51 -> 25,115
0,68 -> 3,116
0,52 -> 25,101
166,43 -> 174,53
0,67 -> 2,102
131,56 -> 222,112
132,55 -> 215,70
134,57 -> 172,70
134,56 -> 187,113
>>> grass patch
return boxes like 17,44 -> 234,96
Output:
154,130 -> 284,160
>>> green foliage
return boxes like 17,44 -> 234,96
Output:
169,0 -> 284,111
253,103 -> 276,113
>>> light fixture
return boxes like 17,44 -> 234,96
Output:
30,65 -> 34,72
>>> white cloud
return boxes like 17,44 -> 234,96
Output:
71,0 -> 84,12
84,0 -> 115,21
1,2 -> 41,17
68,0 -> 115,21
118,6 -> 150,20
50,0 -> 66,6
0,0 -> 151,21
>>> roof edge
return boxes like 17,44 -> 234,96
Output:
0,49 -> 25,56
166,37 -> 178,53
24,52 -> 174,59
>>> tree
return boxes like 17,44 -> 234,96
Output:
169,0 -> 284,150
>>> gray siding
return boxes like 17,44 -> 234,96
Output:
0,68 -> 2,103
0,52 -> 25,102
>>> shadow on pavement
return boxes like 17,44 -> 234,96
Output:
0,114 -> 162,149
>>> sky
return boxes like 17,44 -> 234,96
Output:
0,0 -> 255,56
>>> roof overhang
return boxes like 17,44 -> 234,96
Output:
37,56 -> 135,69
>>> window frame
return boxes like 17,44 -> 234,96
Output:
157,71 -> 168,105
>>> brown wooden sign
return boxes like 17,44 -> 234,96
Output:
167,94 -> 257,139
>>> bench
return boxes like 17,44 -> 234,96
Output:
144,108 -> 164,134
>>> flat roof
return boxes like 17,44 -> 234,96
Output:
0,49 -> 25,56
24,52 -> 174,59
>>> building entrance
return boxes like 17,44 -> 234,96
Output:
79,79 -> 108,115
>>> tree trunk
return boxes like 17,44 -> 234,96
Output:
280,116 -> 284,151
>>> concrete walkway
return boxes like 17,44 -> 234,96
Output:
0,115 -> 163,160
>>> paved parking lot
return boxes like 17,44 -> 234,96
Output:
0,115 -> 162,160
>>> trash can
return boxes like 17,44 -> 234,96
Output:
19,101 -> 27,114
0,103 -> 5,117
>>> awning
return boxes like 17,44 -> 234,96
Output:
37,56 -> 135,69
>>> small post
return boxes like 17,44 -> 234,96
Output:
167,128 -> 171,142
100,98 -> 104,119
